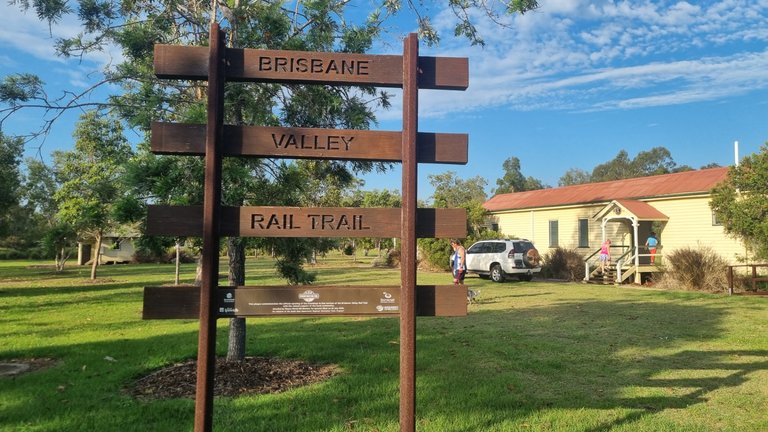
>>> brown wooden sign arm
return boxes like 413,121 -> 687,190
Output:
154,44 -> 469,90
150,122 -> 468,164
145,205 -> 467,239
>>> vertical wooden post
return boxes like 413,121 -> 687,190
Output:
727,266 -> 734,295
400,33 -> 418,432
752,265 -> 757,292
194,22 -> 225,432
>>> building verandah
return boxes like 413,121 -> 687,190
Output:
586,199 -> 668,284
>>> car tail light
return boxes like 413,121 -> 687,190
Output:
507,250 -> 515,258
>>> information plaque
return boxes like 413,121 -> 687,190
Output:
143,285 -> 466,319
217,286 -> 400,316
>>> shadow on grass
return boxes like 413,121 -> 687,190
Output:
1,297 -> 766,431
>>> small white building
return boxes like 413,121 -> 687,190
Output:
77,235 -> 137,265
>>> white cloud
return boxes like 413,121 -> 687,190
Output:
0,2 -> 123,71
402,0 -> 768,119
0,54 -> 16,68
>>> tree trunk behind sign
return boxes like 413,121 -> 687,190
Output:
90,233 -> 102,280
226,237 -> 246,361
174,238 -> 182,285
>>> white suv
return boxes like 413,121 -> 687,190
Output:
464,239 -> 541,282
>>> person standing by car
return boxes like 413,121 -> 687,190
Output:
450,239 -> 466,285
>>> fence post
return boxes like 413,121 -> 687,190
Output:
727,266 -> 734,295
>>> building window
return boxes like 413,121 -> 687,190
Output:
491,223 -> 499,232
549,220 -> 559,247
712,210 -> 722,226
578,219 -> 589,248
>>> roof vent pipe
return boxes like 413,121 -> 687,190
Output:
734,141 -> 740,166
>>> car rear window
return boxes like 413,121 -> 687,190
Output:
513,242 -> 534,253
467,243 -> 487,254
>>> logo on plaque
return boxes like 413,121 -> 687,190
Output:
299,290 -> 320,303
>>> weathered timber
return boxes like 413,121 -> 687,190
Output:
142,285 -> 467,319
400,32 -> 419,432
145,205 -> 467,239
153,45 -> 468,90
196,22 -> 225,432
150,122 -> 468,164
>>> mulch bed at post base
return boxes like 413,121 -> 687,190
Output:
126,356 -> 339,400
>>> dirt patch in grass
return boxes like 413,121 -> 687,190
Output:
81,278 -> 116,284
0,358 -> 58,377
126,356 -> 339,400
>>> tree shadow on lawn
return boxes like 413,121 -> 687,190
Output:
0,282 -> 146,321
2,299 -> 766,431
416,299 -> 768,431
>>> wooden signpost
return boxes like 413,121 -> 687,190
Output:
145,22 -> 468,432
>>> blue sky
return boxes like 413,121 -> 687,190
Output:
2,0 -> 767,202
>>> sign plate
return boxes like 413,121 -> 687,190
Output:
218,286 -> 400,316
143,285 -> 467,318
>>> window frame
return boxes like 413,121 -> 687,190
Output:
549,220 -> 559,248
578,218 -> 589,248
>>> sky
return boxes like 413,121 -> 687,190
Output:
1,0 -> 767,202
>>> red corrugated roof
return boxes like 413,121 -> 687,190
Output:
484,167 -> 729,212
614,199 -> 668,220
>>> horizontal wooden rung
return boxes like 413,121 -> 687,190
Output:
150,122 -> 468,165
146,205 -> 467,239
154,45 -> 469,90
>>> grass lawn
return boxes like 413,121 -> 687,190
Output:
1,254 -> 767,431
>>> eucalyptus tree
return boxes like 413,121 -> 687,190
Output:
21,157 -> 76,269
710,145 -> 768,260
53,111 -> 133,279
0,0 -> 540,361
20,0 -> 392,359
0,133 -> 23,237
590,147 -> 686,182
0,0 -> 541,143
418,171 -> 488,268
345,188 -> 401,256
558,167 -> 592,187
493,156 -> 546,194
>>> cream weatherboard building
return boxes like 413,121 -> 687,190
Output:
483,167 -> 747,283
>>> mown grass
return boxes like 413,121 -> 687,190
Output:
1,253 -> 767,432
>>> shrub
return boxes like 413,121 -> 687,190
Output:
372,248 -> 400,268
657,246 -> 728,292
275,259 -> 317,285
0,248 -> 23,260
165,250 -> 197,264
542,247 -> 585,281
417,238 -> 452,270
416,230 -> 506,271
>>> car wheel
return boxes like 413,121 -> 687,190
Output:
490,264 -> 504,283
518,274 -> 533,282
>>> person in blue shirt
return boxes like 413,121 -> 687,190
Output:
645,232 -> 659,264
